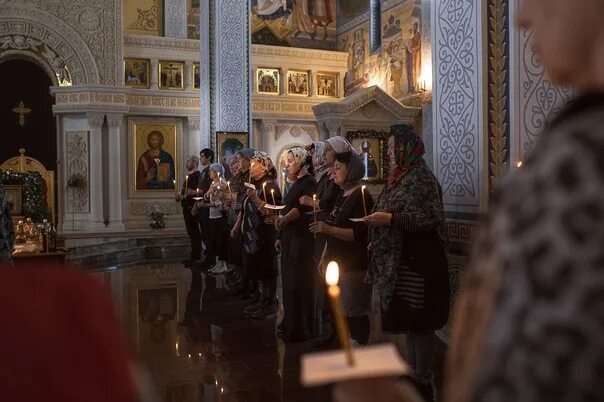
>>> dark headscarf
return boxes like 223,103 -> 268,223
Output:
336,151 -> 365,192
367,124 -> 447,308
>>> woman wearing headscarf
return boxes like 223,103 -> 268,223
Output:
300,137 -> 353,345
274,147 -> 318,341
309,150 -> 374,345
364,124 -> 449,399
225,148 -> 255,295
232,151 -> 283,320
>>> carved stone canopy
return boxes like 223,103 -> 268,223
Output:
312,85 -> 421,136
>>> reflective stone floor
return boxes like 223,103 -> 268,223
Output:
92,262 -> 332,402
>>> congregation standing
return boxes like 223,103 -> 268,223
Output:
175,125 -> 449,399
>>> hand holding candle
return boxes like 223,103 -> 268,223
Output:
263,181 -> 268,203
227,180 -> 232,194
326,261 -> 355,366
271,188 -> 276,206
361,185 -> 368,216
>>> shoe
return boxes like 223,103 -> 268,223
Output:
252,301 -> 277,320
209,261 -> 228,274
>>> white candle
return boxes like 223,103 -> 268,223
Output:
361,185 -> 368,216
263,181 -> 267,202
326,262 -> 355,366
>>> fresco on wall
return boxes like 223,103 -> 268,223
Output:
124,0 -> 162,36
338,1 -> 422,100
251,0 -> 337,49
337,0 -> 369,27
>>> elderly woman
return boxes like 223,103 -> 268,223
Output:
232,151 -> 283,320
364,124 -> 449,399
274,147 -> 318,342
310,150 -> 374,345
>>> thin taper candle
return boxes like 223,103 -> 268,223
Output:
227,180 -> 232,194
271,188 -> 276,206
361,185 -> 368,216
326,261 -> 355,366
313,194 -> 317,223
263,182 -> 267,202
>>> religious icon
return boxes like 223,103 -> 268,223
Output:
133,122 -> 178,192
159,61 -> 185,90
257,68 -> 280,94
124,58 -> 150,89
317,72 -> 338,97
287,70 -> 309,96
347,132 -> 387,182
216,132 -> 248,165
137,286 -> 178,352
193,62 -> 200,89
3,185 -> 22,215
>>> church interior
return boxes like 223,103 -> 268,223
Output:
0,0 -> 593,401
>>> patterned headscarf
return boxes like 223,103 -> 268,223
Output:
367,124 -> 447,308
209,162 -> 224,177
387,124 -> 426,188
237,148 -> 255,161
252,151 -> 277,179
325,136 -> 354,154
288,147 -> 312,177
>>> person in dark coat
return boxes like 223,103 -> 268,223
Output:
310,150 -> 374,345
175,156 -> 202,266
365,124 -> 449,398
274,147 -> 318,342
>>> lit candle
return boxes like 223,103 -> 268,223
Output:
517,161 -> 523,168
196,187 -> 199,197
325,261 -> 355,366
313,194 -> 317,222
262,181 -> 267,202
271,188 -> 276,206
227,180 -> 232,194
185,175 -> 189,191
361,185 -> 368,216
248,162 -> 254,182
175,342 -> 179,356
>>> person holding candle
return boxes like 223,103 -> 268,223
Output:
175,156 -> 203,267
364,124 -> 448,399
274,147 -> 318,342
309,150 -> 374,346
232,151 -> 283,320
195,163 -> 228,274
300,137 -> 352,346
194,148 -> 214,268
224,155 -> 243,286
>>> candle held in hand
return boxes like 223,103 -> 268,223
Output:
313,194 -> 317,223
325,261 -> 355,366
271,188 -> 276,206
263,181 -> 267,202
227,180 -> 232,194
361,185 -> 368,216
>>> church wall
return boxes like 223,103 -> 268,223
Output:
124,0 -> 163,36
250,0 -> 337,50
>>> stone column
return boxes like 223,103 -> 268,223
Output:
184,61 -> 193,91
213,0 -> 250,133
105,114 -> 125,230
86,114 -> 106,230
281,68 -> 288,96
150,59 -> 159,90
164,0 -> 187,38
187,117 -> 201,161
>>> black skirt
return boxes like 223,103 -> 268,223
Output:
381,230 -> 450,334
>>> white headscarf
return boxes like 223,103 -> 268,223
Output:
325,136 -> 354,154
289,147 -> 311,178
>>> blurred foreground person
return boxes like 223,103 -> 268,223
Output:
335,0 -> 604,401
0,183 -> 15,266
0,265 -> 140,402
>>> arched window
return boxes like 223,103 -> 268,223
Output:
370,0 -> 382,54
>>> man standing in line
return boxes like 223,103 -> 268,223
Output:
176,156 -> 201,267
197,148 -> 214,268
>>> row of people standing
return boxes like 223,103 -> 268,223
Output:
176,125 -> 450,398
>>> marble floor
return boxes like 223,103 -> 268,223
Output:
93,262 -> 332,402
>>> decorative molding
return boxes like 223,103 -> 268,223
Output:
313,86 -> 420,122
87,115 -> 105,129
434,0 -> 483,211
274,124 -> 319,142
187,117 -> 200,130
214,0 -> 249,132
164,0 -> 186,38
106,114 -> 123,128
251,44 -> 349,63
130,200 -> 181,216
488,0 -> 509,194
0,6 -> 101,85
124,34 -> 200,52
66,131 -> 90,213
447,219 -> 481,244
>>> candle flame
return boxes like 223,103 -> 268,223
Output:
263,181 -> 267,187
326,261 -> 339,286
271,188 -> 275,193
186,175 -> 189,179
313,194 -> 317,200
517,161 -> 523,168
188,354 -> 192,359
361,185 -> 366,191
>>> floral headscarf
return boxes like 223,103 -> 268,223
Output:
288,147 -> 312,178
252,151 -> 277,180
325,136 -> 354,154
367,124 -> 447,308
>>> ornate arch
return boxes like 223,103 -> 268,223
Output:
0,5 -> 100,85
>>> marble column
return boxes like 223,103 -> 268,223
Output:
213,0 -> 250,133
164,0 -> 187,38
105,114 -> 125,230
187,117 -> 201,163
150,59 -> 159,90
184,61 -> 193,91
86,114 -> 106,230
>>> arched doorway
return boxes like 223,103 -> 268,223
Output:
0,59 -> 56,172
